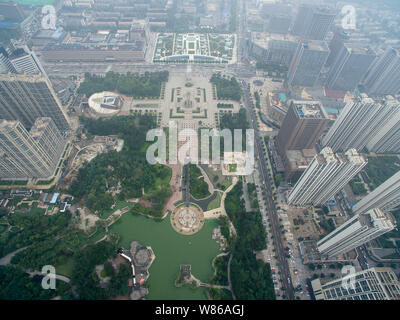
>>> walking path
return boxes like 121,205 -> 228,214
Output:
0,246 -> 29,266
197,164 -> 215,195
0,247 -> 71,285
191,274 -> 230,290
27,270 -> 71,284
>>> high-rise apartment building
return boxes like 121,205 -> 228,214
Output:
0,46 -> 45,76
326,43 -> 376,92
288,147 -> 367,206
276,100 -> 330,155
317,208 -> 395,258
8,46 -> 46,76
353,170 -> 400,215
321,97 -> 400,152
312,267 -> 400,300
0,118 -> 65,179
0,47 -> 16,74
291,5 -> 336,41
325,28 -> 351,67
361,47 -> 400,96
0,74 -> 70,134
287,40 -> 330,87
30,117 -> 66,165
366,105 -> 400,153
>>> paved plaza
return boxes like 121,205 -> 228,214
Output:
122,72 -> 240,132
170,205 -> 205,235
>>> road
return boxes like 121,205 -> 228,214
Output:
240,80 -> 295,300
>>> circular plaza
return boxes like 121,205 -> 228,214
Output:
170,204 -> 204,235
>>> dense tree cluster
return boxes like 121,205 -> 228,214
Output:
70,116 -> 171,216
210,73 -> 242,101
189,164 -> 211,200
219,108 -> 249,131
0,266 -> 70,300
224,181 -> 275,300
349,175 -> 367,195
210,255 -> 229,286
254,92 -> 261,109
77,71 -> 169,98
70,241 -> 130,300
0,210 -> 71,259
319,218 -> 336,234
219,108 -> 250,151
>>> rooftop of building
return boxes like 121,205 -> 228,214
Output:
285,148 -> 317,169
345,148 -> 368,165
8,47 -> 30,60
312,6 -> 336,15
251,32 -> 299,47
0,119 -> 18,130
303,40 -> 329,52
344,42 -> 376,56
29,117 -> 53,138
43,40 -> 144,51
291,100 -> 329,120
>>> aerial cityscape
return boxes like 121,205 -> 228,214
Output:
0,0 -> 400,305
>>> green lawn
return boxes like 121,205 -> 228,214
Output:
207,191 -> 222,211
55,258 -> 75,278
99,200 -> 133,219
228,164 -> 237,172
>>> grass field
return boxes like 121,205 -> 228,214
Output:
55,258 -> 74,278
99,200 -> 133,219
207,191 -> 222,211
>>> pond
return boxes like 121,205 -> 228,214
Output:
109,212 -> 220,299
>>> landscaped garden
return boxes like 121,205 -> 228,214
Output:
189,165 -> 211,200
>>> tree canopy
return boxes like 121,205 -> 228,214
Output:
77,71 -> 169,98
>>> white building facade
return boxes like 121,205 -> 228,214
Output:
288,147 -> 367,206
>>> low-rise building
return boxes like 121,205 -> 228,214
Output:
312,267 -> 400,300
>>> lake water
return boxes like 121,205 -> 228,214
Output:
109,212 -> 220,299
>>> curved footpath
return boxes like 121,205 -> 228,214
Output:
0,246 -> 29,266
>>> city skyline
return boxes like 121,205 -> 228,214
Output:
0,0 -> 399,304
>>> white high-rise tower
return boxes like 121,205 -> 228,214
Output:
353,170 -> 400,215
288,147 -> 367,206
317,208 -> 395,258
321,97 -> 400,152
